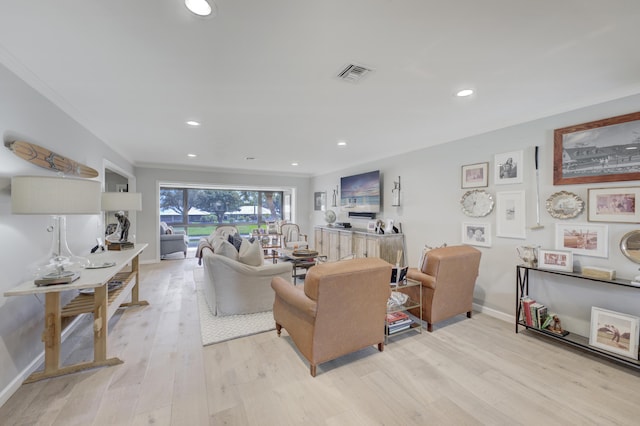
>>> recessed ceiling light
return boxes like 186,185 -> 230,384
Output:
626,146 -> 638,150
456,89 -> 474,97
337,141 -> 347,147
185,0 -> 214,17
187,153 -> 197,158
245,156 -> 256,160
291,162 -> 299,166
186,120 -> 200,126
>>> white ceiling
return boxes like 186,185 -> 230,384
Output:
1,1 -> 640,176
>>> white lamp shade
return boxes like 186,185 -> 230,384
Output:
101,192 -> 142,211
11,176 -> 101,215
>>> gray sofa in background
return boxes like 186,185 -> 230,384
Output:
160,221 -> 188,258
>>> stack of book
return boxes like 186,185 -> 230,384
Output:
520,296 -> 548,329
385,311 -> 413,335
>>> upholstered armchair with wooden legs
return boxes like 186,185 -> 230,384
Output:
279,223 -> 308,249
402,245 -> 481,332
271,257 -> 392,377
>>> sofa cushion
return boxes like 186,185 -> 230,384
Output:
212,238 -> 239,261
228,233 -> 243,252
238,238 -> 264,266
160,222 -> 170,235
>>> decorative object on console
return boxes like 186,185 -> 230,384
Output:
102,191 -> 142,243
5,140 -> 99,178
391,176 -> 401,206
553,111 -> 640,186
461,222 -> 491,247
323,210 -> 336,226
494,150 -> 523,185
546,191 -> 584,219
581,266 -> 615,280
460,189 -> 494,217
516,245 -> 538,268
11,175 -> 101,285
496,190 -> 526,239
620,229 -> 640,264
587,186 -> 640,223
537,248 -> 572,272
589,306 -> 640,361
461,162 -> 488,188
555,222 -> 608,258
331,186 -> 338,207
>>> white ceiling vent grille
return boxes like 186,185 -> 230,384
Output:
336,64 -> 372,83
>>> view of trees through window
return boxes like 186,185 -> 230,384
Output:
160,187 -> 285,246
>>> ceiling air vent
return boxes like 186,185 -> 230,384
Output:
336,63 -> 372,83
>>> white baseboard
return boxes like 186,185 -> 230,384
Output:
0,314 -> 85,408
473,302 -> 513,323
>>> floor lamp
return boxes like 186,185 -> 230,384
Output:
101,191 -> 142,243
11,176 -> 102,285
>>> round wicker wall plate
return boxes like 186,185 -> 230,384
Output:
546,191 -> 584,219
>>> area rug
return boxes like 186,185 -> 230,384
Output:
194,268 -> 275,346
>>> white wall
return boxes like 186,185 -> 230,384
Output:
0,64 -> 134,404
312,93 -> 640,337
134,166 -> 312,263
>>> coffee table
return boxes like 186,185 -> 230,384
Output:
275,248 -> 319,284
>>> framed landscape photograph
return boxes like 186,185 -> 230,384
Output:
496,190 -> 526,239
461,162 -> 488,188
461,222 -> 491,247
555,222 -> 608,258
538,249 -> 573,272
494,150 -> 523,185
587,186 -> 640,223
553,111 -> 640,185
589,307 -> 640,360
314,192 -> 326,211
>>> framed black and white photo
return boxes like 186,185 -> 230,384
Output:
461,162 -> 488,188
555,222 -> 608,258
587,186 -> 640,223
590,307 -> 639,360
494,150 -> 523,185
496,190 -> 526,239
538,249 -> 573,272
314,192 -> 326,211
554,111 -> 640,185
461,222 -> 491,247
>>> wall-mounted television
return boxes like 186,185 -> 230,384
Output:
340,170 -> 381,215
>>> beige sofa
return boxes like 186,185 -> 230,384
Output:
200,238 -> 292,316
271,257 -> 392,376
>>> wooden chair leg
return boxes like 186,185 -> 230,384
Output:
275,323 -> 282,336
310,364 -> 317,377
467,311 -> 472,318
378,342 -> 384,352
427,323 -> 433,332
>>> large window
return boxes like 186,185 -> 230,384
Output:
160,187 -> 286,246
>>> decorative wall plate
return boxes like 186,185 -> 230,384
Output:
460,189 -> 494,217
546,191 -> 584,219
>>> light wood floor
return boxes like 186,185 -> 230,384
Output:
2,257 -> 640,425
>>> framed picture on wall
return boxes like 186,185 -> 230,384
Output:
554,111 -> 640,185
461,222 -> 491,247
589,307 -> 640,360
496,190 -> 526,239
587,186 -> 640,223
494,150 -> 523,185
554,222 -> 608,258
461,162 -> 489,188
314,192 -> 326,211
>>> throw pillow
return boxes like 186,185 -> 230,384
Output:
212,238 -> 239,261
238,238 -> 264,266
228,233 -> 243,252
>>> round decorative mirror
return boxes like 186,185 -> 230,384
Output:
620,230 -> 640,263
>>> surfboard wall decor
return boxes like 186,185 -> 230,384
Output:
6,140 -> 99,178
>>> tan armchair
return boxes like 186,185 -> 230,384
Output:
279,223 -> 308,249
271,257 -> 392,376
402,245 -> 481,332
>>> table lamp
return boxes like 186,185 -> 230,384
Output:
101,191 -> 142,243
11,176 -> 102,285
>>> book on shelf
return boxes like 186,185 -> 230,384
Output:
386,311 -> 410,324
536,305 -> 548,329
387,318 -> 413,329
529,302 -> 544,328
386,322 -> 412,334
520,296 -> 535,326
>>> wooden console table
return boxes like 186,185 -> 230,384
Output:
4,243 -> 148,383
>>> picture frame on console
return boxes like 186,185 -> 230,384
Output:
554,111 -> 640,185
589,307 -> 640,360
587,186 -> 640,223
461,162 -> 488,188
537,248 -> 573,272
554,222 -> 608,258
